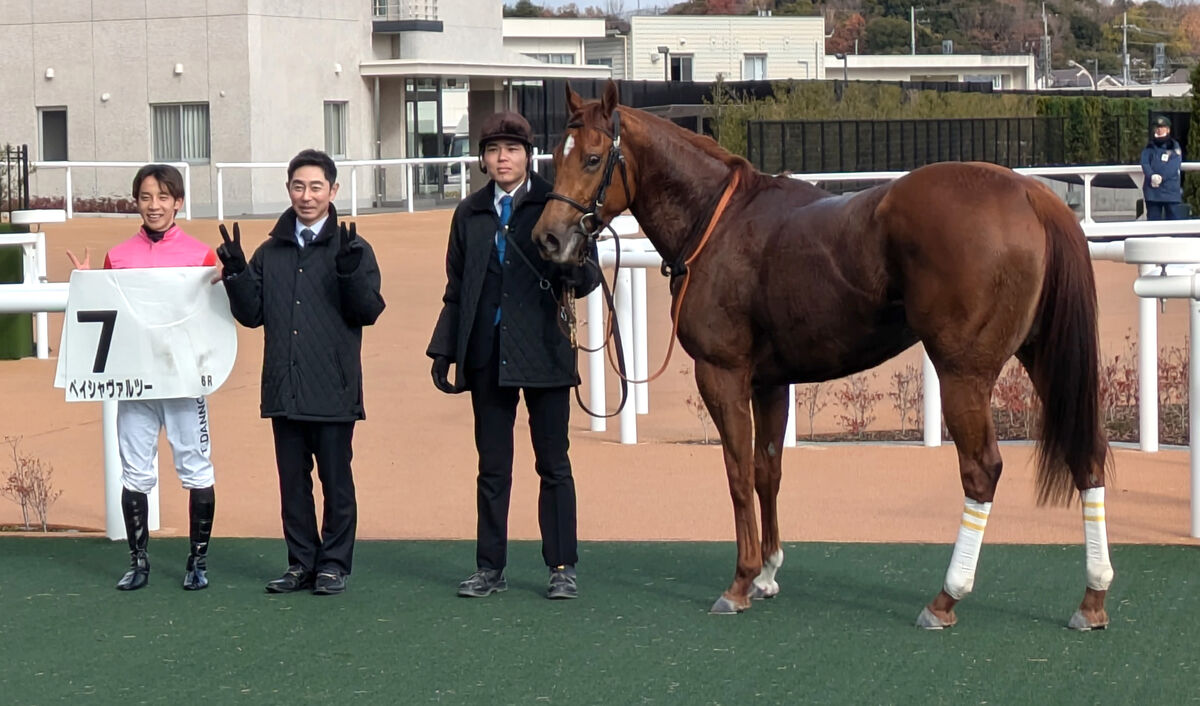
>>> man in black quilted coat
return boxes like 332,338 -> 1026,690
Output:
217,149 -> 385,596
427,111 -> 600,600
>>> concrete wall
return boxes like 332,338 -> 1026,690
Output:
0,1 -> 379,217
629,15 -> 825,82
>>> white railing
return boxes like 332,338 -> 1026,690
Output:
214,151 -> 554,221
792,163 -> 1200,224
0,281 -> 160,540
30,161 -> 192,221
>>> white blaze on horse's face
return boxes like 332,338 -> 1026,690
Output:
563,135 -> 575,158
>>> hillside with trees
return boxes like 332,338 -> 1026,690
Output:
507,0 -> 1199,83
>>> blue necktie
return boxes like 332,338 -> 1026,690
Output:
494,195 -> 513,325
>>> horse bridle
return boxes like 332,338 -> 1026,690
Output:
545,108 -> 633,254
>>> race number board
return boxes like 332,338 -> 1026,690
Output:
53,268 -> 238,401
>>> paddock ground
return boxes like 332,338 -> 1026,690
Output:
0,211 -> 1195,548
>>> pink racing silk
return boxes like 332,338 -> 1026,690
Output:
104,224 -> 218,270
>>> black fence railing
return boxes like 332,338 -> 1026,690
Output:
746,117 -> 1067,180
2,144 -> 30,219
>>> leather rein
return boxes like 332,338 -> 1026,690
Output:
542,108 -> 740,419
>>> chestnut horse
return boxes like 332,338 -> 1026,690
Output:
533,82 -> 1113,630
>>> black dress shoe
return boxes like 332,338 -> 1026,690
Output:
312,571 -> 347,596
265,566 -> 314,594
547,564 -> 577,600
457,568 -> 507,597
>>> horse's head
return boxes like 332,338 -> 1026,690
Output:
533,80 -> 636,265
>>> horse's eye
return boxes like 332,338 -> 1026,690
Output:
586,154 -> 602,167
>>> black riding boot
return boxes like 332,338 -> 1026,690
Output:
183,487 -> 215,591
116,488 -> 150,591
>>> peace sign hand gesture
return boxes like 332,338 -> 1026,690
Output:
66,247 -> 92,270
216,223 -> 247,277
335,221 -> 363,275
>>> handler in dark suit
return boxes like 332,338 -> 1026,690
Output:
218,149 -> 385,596
427,112 -> 600,600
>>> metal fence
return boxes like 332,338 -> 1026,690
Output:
2,144 -> 30,219
746,117 -> 1067,185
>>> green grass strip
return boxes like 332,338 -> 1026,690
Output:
1,538 -> 1196,704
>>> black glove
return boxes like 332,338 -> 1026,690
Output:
336,221 -> 364,275
216,223 -> 247,277
431,356 -> 455,394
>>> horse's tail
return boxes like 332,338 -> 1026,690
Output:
1023,183 -> 1109,506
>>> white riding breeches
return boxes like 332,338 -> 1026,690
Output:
117,397 -> 214,493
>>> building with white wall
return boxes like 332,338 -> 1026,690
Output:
824,54 -> 1037,90
586,14 -> 826,82
0,0 -> 608,216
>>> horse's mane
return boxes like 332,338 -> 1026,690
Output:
569,99 -> 827,200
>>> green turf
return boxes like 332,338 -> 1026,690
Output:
1,539 -> 1197,704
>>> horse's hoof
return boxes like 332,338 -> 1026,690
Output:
750,580 -> 779,600
710,595 -> 747,615
1068,610 -> 1109,631
916,606 -> 956,630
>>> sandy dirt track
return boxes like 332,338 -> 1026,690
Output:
0,210 -> 1196,550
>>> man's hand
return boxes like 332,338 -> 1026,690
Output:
431,356 -> 455,394
1151,174 -> 1164,188
336,221 -> 363,275
66,247 -> 91,270
216,223 -> 247,278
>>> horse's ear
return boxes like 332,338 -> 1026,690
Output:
600,79 -> 619,118
565,83 -> 583,116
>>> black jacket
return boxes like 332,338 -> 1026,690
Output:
427,173 -> 600,391
224,205 -> 386,421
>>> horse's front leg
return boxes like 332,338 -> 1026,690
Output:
750,384 -> 789,600
693,360 -> 758,614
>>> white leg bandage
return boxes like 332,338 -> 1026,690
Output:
1081,487 -> 1114,591
943,498 -> 991,600
752,548 -> 784,597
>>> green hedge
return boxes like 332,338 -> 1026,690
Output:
709,79 -> 1190,166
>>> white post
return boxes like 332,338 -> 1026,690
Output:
1191,298 -> 1200,537
103,401 -> 123,539
183,165 -> 192,221
216,168 -> 224,223
1138,264 -> 1159,452
632,266 -> 649,414
406,164 -> 414,213
532,147 -> 541,173
922,348 -> 942,447
1082,173 -> 1094,223
34,232 -> 48,359
103,400 -> 159,539
350,166 -> 358,218
784,384 -> 797,447
65,167 -> 73,219
615,267 -> 637,443
587,289 -> 606,432
459,161 -> 468,199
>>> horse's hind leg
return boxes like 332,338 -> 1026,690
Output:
693,360 -> 760,614
917,371 -> 1005,630
750,384 -> 788,600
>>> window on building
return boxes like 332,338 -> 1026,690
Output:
151,103 -> 210,162
742,54 -> 767,81
587,57 -> 614,67
38,108 -> 68,161
324,101 -> 348,158
670,55 -> 693,82
964,74 -> 1004,89
525,53 -> 576,65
